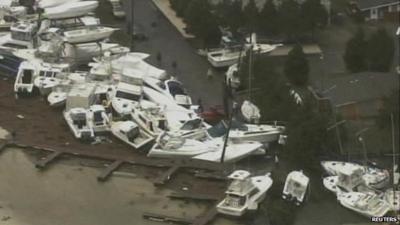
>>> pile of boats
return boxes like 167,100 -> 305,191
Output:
321,160 -> 399,217
1,0 -> 286,164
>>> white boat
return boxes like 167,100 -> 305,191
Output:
38,0 -> 82,8
384,189 -> 400,212
147,132 -> 212,158
44,1 -> 99,20
192,137 -> 263,163
110,54 -> 167,81
216,170 -> 273,217
322,162 -> 366,193
146,78 -> 193,109
321,161 -> 390,190
111,121 -> 154,149
63,26 -> 117,44
111,82 -> 142,117
207,43 -> 280,68
33,63 -> 69,95
207,120 -> 285,144
282,171 -> 310,205
14,61 -> 36,95
226,63 -> 240,89
87,105 -> 110,133
63,107 -> 94,140
323,176 -> 340,193
47,80 -> 71,107
241,100 -> 261,124
337,192 -> 391,217
130,102 -> 168,137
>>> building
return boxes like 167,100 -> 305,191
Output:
353,0 -> 400,20
322,72 -> 399,120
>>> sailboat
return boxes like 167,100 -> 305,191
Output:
216,170 -> 273,216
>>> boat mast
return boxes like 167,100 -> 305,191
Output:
390,113 -> 397,210
247,34 -> 253,102
130,0 -> 135,51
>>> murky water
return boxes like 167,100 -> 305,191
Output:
0,148 -> 240,225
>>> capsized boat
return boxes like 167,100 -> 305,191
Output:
337,192 -> 391,217
282,171 -> 310,205
64,107 -> 94,140
216,170 -> 273,217
321,161 -> 390,190
44,1 -> 98,20
63,26 -> 117,44
111,121 -> 154,149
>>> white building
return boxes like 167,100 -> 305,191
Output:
354,0 -> 400,20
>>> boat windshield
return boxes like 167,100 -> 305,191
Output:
207,120 -> 248,138
224,194 -> 246,208
167,81 -> 186,97
116,91 -> 141,101
180,118 -> 202,130
126,127 -> 140,142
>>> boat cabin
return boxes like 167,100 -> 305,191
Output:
222,170 -> 258,210
118,121 -> 140,142
115,82 -> 142,102
66,84 -> 96,111
121,68 -> 144,86
336,165 -> 365,191
282,171 -> 309,205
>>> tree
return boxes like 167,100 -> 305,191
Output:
284,44 -> 310,86
243,0 -> 259,31
169,0 -> 191,17
184,0 -> 221,47
214,0 -> 244,33
343,28 -> 367,72
258,0 -> 280,35
284,105 -> 329,170
279,0 -> 303,39
366,27 -> 395,72
301,0 -> 328,38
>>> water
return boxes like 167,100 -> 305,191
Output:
0,148 -> 239,225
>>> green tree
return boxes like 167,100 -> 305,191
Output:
258,0 -> 280,35
367,27 -> 395,72
279,0 -> 303,39
243,0 -> 259,31
343,28 -> 367,72
214,0 -> 244,33
301,0 -> 328,38
284,44 -> 310,86
184,0 -> 221,47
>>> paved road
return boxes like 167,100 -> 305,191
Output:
122,0 -> 224,108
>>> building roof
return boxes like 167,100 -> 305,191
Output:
357,0 -> 399,10
323,72 -> 399,107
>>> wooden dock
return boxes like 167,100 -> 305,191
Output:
143,212 -> 194,225
97,160 -> 124,182
153,165 -> 180,185
35,151 -> 64,169
192,208 -> 218,225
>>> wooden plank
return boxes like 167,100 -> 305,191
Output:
97,160 -> 124,182
143,212 -> 193,225
194,171 -> 228,181
168,192 -> 219,201
192,208 -> 218,225
153,165 -> 180,185
35,151 -> 63,169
